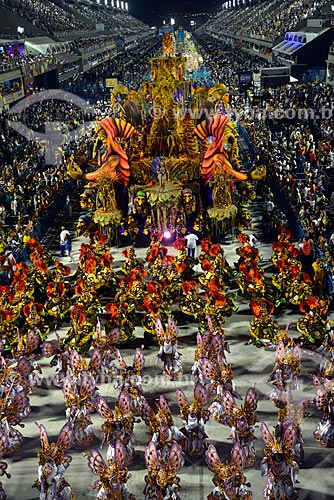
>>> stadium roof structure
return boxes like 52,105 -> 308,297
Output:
273,25 -> 334,66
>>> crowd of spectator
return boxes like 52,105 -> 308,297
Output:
116,11 -> 149,30
75,3 -> 124,34
0,51 -> 23,72
0,77 -> 22,98
243,0 -> 327,41
195,35 -> 334,297
1,0 -> 149,38
76,4 -> 146,36
0,96 -> 93,282
61,37 -> 160,99
83,47 -> 119,71
196,37 -> 272,91
0,49 -> 56,73
3,0 -> 90,36
201,0 -> 328,42
240,82 -> 334,232
72,35 -> 117,53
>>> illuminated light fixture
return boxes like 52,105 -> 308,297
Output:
121,0 -> 124,8
116,0 -> 120,7
105,0 -> 108,4
125,2 -> 128,9
111,0 -> 114,5
163,230 -> 172,239
170,17 -> 175,25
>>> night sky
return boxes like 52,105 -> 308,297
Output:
130,0 -> 220,28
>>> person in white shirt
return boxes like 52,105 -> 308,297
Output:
248,233 -> 259,247
59,226 -> 70,257
329,232 -> 334,248
265,199 -> 274,214
185,231 -> 199,258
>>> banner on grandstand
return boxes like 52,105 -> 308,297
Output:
21,56 -> 57,78
238,71 -> 253,87
105,78 -> 118,88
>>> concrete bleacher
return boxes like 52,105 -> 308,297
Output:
0,0 -> 151,42
243,0 -> 329,41
202,0 -> 329,41
0,3 -> 48,38
197,0 -> 332,63
7,0 -> 88,36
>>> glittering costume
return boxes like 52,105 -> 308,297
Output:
84,440 -> 136,500
96,392 -> 135,464
62,351 -> 96,449
115,348 -> 145,417
260,422 -> 299,500
34,422 -> 75,500
155,316 -> 183,380
176,383 -> 209,456
144,441 -> 183,500
211,388 -> 258,468
206,442 -> 252,499
313,370 -> 334,447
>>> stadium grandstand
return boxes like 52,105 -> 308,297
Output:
0,0 -> 150,39
197,0 -> 333,66
200,0 -> 328,42
0,0 -> 155,107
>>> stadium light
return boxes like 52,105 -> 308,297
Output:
171,17 -> 175,25
111,0 -> 114,5
116,0 -> 120,7
121,0 -> 124,8
125,2 -> 128,9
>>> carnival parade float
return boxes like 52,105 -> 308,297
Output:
67,30 -> 265,246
